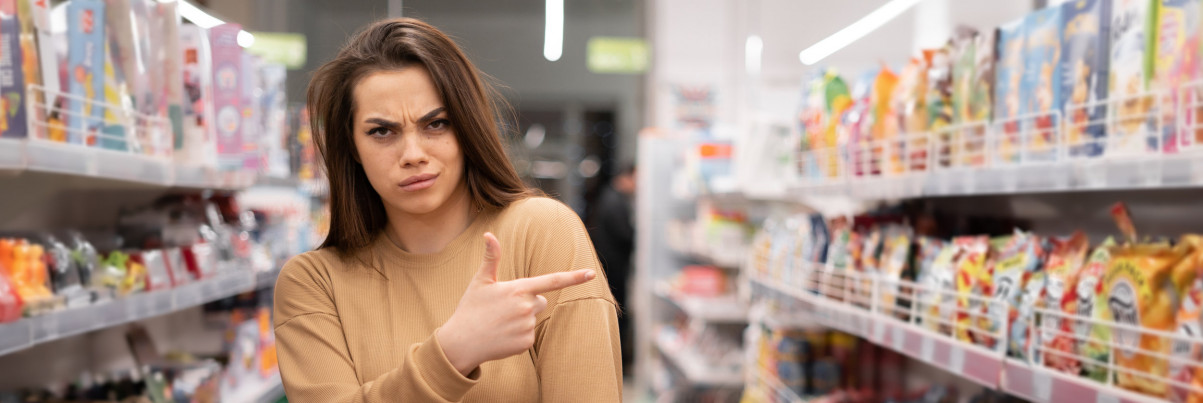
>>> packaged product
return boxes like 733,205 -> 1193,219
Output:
209,23 -> 245,170
1025,5 -> 1065,161
805,329 -> 832,395
994,19 -> 1026,164
1157,0 -> 1202,154
950,29 -> 977,165
139,250 -> 172,291
922,241 -> 961,334
889,53 -> 931,174
862,227 -> 884,274
66,0 -> 106,145
907,237 -> 946,321
1082,238 -> 1118,382
40,235 -> 89,308
155,1 -> 185,149
954,236 -> 992,343
964,29 -> 997,166
848,69 -> 877,178
0,268 -> 20,323
1061,0 -> 1113,157
0,0 -> 33,139
879,226 -> 914,317
1109,0 -> 1158,155
987,231 -> 1045,357
1014,269 -> 1048,361
1106,242 -> 1190,397
1041,232 -> 1091,373
871,64 -> 899,175
1170,272 -> 1203,403
770,328 -> 809,396
929,46 -> 954,167
178,23 -> 216,167
809,214 -> 831,265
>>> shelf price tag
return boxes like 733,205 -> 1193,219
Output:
1095,393 -> 1119,403
873,320 -> 886,343
920,336 -> 935,362
1033,368 -> 1053,402
949,345 -> 965,373
892,326 -> 905,350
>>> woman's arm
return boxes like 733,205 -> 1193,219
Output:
273,254 -> 480,403
522,199 -> 624,402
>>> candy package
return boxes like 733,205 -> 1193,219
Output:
929,46 -> 955,167
1041,232 -> 1091,373
954,236 -> 992,343
1106,242 -> 1190,397
1109,0 -> 1158,155
1157,0 -> 1202,154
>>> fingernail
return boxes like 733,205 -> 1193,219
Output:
584,270 -> 596,280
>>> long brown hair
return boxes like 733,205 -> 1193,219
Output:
308,18 -> 533,253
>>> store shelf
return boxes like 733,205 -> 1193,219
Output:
255,267 -> 283,290
746,267 -> 1198,403
222,372 -> 285,403
0,270 -> 259,357
655,337 -> 744,388
654,283 -> 747,324
747,366 -> 807,403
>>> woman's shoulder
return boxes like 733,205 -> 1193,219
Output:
277,247 -> 370,288
498,196 -> 581,229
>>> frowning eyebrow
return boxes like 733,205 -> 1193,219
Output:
362,107 -> 447,130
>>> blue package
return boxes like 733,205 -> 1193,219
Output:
1061,0 -> 1112,157
66,0 -> 105,145
1023,5 -> 1064,161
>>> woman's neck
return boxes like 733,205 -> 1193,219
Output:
384,185 -> 477,255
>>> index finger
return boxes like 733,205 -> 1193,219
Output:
511,269 -> 596,295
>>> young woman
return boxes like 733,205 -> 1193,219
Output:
273,18 -> 622,402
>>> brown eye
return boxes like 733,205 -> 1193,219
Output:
428,119 -> 451,131
367,127 -> 392,137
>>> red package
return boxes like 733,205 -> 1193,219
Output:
0,270 -> 24,323
678,265 -> 726,297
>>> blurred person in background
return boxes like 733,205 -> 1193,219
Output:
589,163 -> 636,372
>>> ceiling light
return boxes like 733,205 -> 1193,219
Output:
798,0 -> 923,65
544,0 -> 563,61
745,35 -> 763,74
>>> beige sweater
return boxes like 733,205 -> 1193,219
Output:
273,197 -> 622,402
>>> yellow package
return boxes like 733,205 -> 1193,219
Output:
1171,235 -> 1203,403
954,236 -> 991,343
1106,243 -> 1191,397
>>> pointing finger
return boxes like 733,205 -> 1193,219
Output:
512,269 -> 595,295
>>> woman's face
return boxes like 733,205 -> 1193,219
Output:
351,67 -> 466,218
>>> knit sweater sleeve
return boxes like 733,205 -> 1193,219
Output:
273,252 -> 481,403
519,198 -> 623,402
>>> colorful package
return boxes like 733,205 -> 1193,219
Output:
1158,0 -> 1202,154
929,46 -> 954,167
888,53 -> 931,174
66,0 -> 106,145
950,31 -> 976,166
1109,0 -> 1158,155
1022,5 -> 1064,162
847,69 -> 877,178
1041,232 -> 1091,373
209,23 -> 244,170
155,2 -> 184,150
1170,253 -> 1203,402
1015,269 -> 1049,361
0,0 -> 33,139
954,236 -> 992,343
1061,0 -> 1113,157
880,226 -> 914,317
922,242 -> 960,334
987,231 -> 1045,356
1106,243 -> 1190,397
972,29 -> 997,124
871,64 -> 899,176
1081,238 -> 1118,382
994,19 -> 1026,164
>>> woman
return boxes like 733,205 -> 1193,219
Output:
274,18 -> 622,402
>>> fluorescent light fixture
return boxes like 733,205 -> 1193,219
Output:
745,35 -> 763,74
237,30 -> 255,48
798,0 -> 922,65
175,0 -> 224,28
544,0 -> 563,61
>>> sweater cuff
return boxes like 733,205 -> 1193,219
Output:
414,328 -> 481,401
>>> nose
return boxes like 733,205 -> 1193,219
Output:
397,130 -> 429,169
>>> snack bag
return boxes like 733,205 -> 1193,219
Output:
870,64 -> 899,175
994,19 -> 1026,164
1106,243 -> 1189,397
950,29 -> 977,166
954,236 -> 992,343
862,227 -> 885,274
888,53 -> 931,174
1082,238 -> 1118,382
1170,274 -> 1203,403
1109,0 -> 1158,155
922,242 -> 961,334
1014,269 -> 1048,361
1041,232 -> 1091,373
1157,0 -> 1202,154
1022,5 -> 1064,162
987,231 -> 1045,356
1061,0 -> 1113,157
929,46 -> 954,167
964,29 -> 997,166
880,226 -> 914,317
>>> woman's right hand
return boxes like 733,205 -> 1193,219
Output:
436,232 -> 596,376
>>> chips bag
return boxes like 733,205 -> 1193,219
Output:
922,242 -> 961,334
1082,238 -> 1117,382
880,226 -> 914,318
1171,235 -> 1203,403
1041,232 -> 1090,373
1014,269 -> 1048,361
1106,243 -> 1190,397
954,236 -> 992,343
988,231 -> 1044,355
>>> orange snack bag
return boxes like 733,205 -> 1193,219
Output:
1041,232 -> 1090,374
1106,242 -> 1191,397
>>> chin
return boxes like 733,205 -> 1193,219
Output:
389,195 -> 447,216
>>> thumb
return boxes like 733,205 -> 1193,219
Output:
474,232 -> 501,284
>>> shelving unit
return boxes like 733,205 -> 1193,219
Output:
654,283 -> 748,324
0,267 -> 278,357
655,337 -> 744,388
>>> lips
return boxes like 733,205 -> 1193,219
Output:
399,173 -> 438,191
